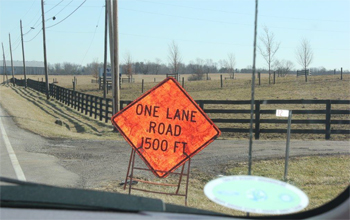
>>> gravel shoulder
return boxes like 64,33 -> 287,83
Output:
42,138 -> 349,189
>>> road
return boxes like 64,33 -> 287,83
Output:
0,104 -> 349,189
0,106 -> 79,187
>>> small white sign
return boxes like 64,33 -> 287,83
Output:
276,109 -> 289,117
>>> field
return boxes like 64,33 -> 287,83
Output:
0,73 -> 349,216
6,73 -> 349,140
94,155 -> 350,217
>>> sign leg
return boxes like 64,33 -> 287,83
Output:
284,111 -> 292,181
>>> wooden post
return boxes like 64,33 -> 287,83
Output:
73,79 -> 76,91
220,74 -> 223,88
325,100 -> 331,140
273,71 -> 276,84
20,20 -> 27,88
1,43 -> 8,85
41,0 -> 49,99
283,110 -> 292,181
109,0 -> 120,115
141,79 -> 144,93
9,34 -> 15,86
258,72 -> 261,85
103,0 -> 108,99
341,67 -> 343,80
254,101 -> 260,140
334,69 -> 335,75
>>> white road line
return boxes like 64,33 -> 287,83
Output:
0,117 -> 26,181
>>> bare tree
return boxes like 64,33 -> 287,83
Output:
274,59 -> 294,77
296,38 -> 313,82
168,41 -> 181,74
226,53 -> 236,79
154,58 -> 161,75
258,26 -> 280,84
140,61 -> 150,75
89,59 -> 100,80
124,52 -> 133,80
188,58 -> 205,81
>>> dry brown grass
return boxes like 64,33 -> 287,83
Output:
1,74 -> 349,140
93,155 -> 350,217
0,85 -> 122,140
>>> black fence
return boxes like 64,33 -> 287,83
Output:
196,100 -> 350,140
12,78 -> 350,140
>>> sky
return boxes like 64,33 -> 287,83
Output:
0,0 -> 349,70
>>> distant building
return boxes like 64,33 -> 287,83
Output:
0,60 -> 45,75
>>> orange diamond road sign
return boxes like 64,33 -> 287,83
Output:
111,77 -> 221,178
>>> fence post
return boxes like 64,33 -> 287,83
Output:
341,67 -> 343,80
198,100 -> 204,110
85,95 -> 89,115
94,97 -> 98,119
182,77 -> 185,88
273,71 -> 276,84
220,75 -> 223,88
141,79 -> 144,93
105,99 -> 109,123
99,97 -> 103,121
81,94 -> 84,113
73,90 -> 77,109
258,72 -> 261,85
254,101 -> 260,140
325,100 -> 331,140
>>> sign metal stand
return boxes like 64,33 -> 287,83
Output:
124,149 -> 191,206
284,110 -> 292,181
276,109 -> 293,181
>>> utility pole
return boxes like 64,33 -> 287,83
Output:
103,0 -> 108,99
41,0 -> 49,99
108,0 -> 120,115
107,0 -> 115,111
113,0 -> 120,114
9,33 -> 15,86
2,43 -> 8,85
2,44 -> 7,84
20,20 -> 27,88
248,0 -> 259,176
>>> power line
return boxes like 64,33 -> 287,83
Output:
80,5 -> 104,64
45,0 -> 64,14
20,1 -> 36,20
46,0 -> 86,29
24,29 -> 42,42
54,0 -> 74,17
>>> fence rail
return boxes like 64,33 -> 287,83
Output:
11,78 -> 350,140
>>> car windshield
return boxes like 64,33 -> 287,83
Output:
0,0 -> 349,218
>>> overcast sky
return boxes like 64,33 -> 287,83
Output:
1,0 -> 349,70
